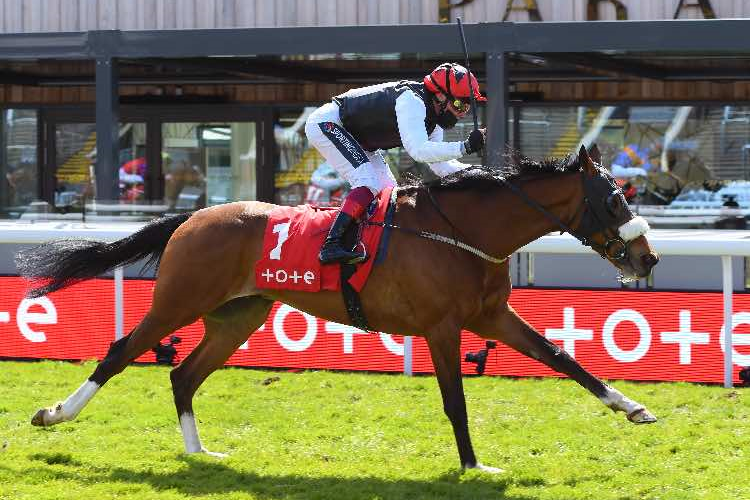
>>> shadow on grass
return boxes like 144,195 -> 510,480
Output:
16,453 -> 529,500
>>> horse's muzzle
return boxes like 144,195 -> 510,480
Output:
641,252 -> 659,270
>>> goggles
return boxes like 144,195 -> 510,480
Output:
450,98 -> 471,113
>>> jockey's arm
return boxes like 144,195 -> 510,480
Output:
395,91 -> 464,164
425,126 -> 469,177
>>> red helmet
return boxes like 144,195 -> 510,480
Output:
424,63 -> 486,102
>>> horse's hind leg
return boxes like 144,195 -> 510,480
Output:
467,304 -> 656,424
31,311 -> 191,427
170,296 -> 273,456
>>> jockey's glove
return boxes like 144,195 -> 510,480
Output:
463,128 -> 486,155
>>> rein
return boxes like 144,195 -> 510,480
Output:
496,176 -> 588,245
367,219 -> 507,264
366,188 -> 507,264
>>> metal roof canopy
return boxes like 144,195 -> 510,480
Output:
2,20 -> 750,58
3,21 -> 750,87
3,19 -> 750,201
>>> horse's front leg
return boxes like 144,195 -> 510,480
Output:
467,304 -> 656,424
425,322 -> 503,473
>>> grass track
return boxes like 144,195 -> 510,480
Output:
1,360 -> 749,500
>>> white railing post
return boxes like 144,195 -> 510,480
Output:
114,266 -> 124,340
403,335 -> 413,376
722,255 -> 733,388
527,252 -> 535,286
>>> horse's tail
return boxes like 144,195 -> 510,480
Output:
15,212 -> 193,298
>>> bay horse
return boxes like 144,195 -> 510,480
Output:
17,145 -> 659,473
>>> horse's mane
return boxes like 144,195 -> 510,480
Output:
398,151 -> 582,194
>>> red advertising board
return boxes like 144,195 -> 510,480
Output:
1,276 -> 748,384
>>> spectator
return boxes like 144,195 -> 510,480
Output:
5,159 -> 36,206
611,142 -> 660,178
119,157 -> 147,202
305,162 -> 348,206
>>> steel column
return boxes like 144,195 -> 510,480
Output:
95,56 -> 120,204
485,52 -> 508,168
0,114 -> 6,208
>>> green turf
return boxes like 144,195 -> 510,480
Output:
0,360 -> 748,500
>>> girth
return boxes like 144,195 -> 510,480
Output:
339,191 -> 398,332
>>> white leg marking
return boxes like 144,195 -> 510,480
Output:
599,386 -> 657,424
32,380 -> 100,426
465,462 -> 504,474
180,413 -> 203,453
179,413 -> 228,458
61,380 -> 100,419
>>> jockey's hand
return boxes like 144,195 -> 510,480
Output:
463,128 -> 486,155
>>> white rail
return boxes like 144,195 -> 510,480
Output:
4,222 -> 750,387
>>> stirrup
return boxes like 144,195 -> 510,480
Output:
319,242 -> 367,265
346,244 -> 367,265
351,241 -> 367,264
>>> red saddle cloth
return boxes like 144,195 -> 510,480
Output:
254,187 -> 392,293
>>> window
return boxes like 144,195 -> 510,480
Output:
1,110 -> 38,218
162,122 -> 257,211
53,122 -> 147,214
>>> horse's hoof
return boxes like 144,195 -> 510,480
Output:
31,408 -> 47,426
464,462 -> 504,474
200,448 -> 229,458
31,403 -> 65,427
627,407 -> 657,424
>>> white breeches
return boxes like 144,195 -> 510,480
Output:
305,102 -> 397,196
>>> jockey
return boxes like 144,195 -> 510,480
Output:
305,62 -> 487,265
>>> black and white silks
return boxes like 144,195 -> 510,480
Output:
305,81 -> 469,195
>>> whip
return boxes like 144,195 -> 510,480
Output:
456,17 -> 479,131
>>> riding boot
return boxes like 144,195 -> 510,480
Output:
319,186 -> 375,265
319,211 -> 366,264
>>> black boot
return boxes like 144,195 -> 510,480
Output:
319,211 -> 366,265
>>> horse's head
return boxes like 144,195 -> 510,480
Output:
574,144 -> 659,282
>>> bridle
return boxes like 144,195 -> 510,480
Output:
575,168 -> 639,264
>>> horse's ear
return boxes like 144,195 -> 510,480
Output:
578,144 -> 596,175
588,143 -> 602,164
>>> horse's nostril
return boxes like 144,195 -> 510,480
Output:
642,253 -> 659,267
